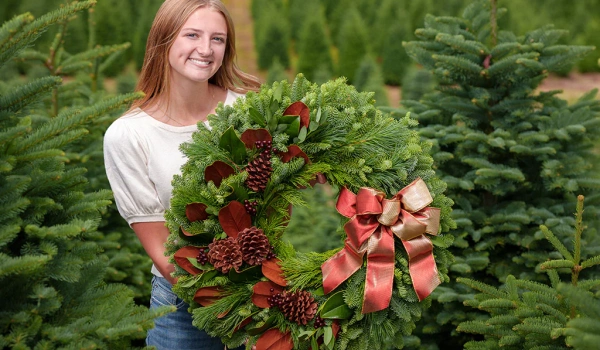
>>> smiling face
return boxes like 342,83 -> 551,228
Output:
168,6 -> 227,86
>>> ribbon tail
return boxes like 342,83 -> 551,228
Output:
402,235 -> 440,301
322,239 -> 365,294
362,228 -> 395,314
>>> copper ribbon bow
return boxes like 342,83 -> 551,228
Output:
321,178 -> 441,313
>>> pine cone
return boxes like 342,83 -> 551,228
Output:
237,226 -> 270,266
245,150 -> 272,192
279,290 -> 318,325
207,237 -> 243,273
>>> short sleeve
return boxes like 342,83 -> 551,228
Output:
103,118 -> 166,225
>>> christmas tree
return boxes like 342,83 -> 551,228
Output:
458,195 -> 600,349
0,2 -> 170,347
400,0 -> 600,347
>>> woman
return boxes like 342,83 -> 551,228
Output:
103,0 -> 260,348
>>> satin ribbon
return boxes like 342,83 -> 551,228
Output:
321,178 -> 441,313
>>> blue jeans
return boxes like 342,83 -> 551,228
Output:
146,276 -> 225,350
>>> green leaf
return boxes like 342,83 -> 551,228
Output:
309,121 -> 319,132
298,126 -> 308,142
280,115 -> 299,124
273,84 -> 283,103
246,314 -> 277,335
313,287 -> 325,296
269,97 -> 279,116
225,183 -> 249,202
249,107 -> 266,127
219,126 -> 246,164
186,257 -> 212,271
199,269 -> 219,283
320,291 -> 353,319
315,107 -> 322,123
324,326 -> 333,347
228,265 -> 261,282
311,336 -> 319,350
178,274 -> 203,288
285,118 -> 301,138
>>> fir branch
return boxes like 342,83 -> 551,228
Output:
0,76 -> 62,114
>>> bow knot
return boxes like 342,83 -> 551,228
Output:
321,178 -> 441,313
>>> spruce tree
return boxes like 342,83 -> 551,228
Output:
336,6 -> 369,84
401,0 -> 600,347
266,57 -> 289,85
295,10 -> 333,82
0,2 -> 170,348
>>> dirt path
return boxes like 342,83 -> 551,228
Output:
222,0 -> 263,80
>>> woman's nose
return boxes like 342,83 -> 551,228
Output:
196,40 -> 212,56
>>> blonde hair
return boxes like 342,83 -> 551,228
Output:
130,0 -> 260,111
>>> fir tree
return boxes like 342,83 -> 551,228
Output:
295,10 -> 333,82
0,2 -> 170,348
400,0 -> 600,347
287,0 -> 321,42
353,55 -> 389,107
336,6 -> 369,83
457,195 -> 600,349
255,2 -> 290,70
400,66 -> 435,102
381,20 -> 412,86
12,0 -> 153,301
281,184 -> 342,254
266,57 -> 289,85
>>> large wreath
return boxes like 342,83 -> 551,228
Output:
165,75 -> 454,350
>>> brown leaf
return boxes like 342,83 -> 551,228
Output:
186,202 -> 209,222
283,101 -> 310,129
262,258 -> 287,286
174,246 -> 202,275
332,320 -> 340,338
181,226 -> 194,237
218,201 -> 252,239
308,173 -> 327,187
193,286 -> 224,307
205,161 -> 236,187
233,317 -> 253,333
255,329 -> 293,350
276,144 -> 310,164
252,281 -> 284,308
241,128 -> 272,149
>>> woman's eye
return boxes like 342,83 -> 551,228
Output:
213,37 -> 225,43
185,33 -> 198,38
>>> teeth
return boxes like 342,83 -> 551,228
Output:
189,58 -> 210,65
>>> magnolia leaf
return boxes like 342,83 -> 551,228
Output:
229,265 -> 261,282
185,202 -> 209,222
225,183 -> 249,202
199,269 -> 218,284
218,201 -> 251,238
283,101 -> 310,129
255,328 -> 293,350
315,107 -> 322,123
204,161 -> 235,187
193,286 -> 224,306
232,317 -> 254,335
247,314 -> 277,336
185,257 -> 211,271
252,281 -> 285,308
269,97 -> 279,116
273,83 -> 283,103
249,107 -> 266,126
219,126 -> 246,164
323,326 -> 333,348
309,120 -> 319,132
311,336 -> 319,350
320,291 -> 353,319
241,128 -> 272,149
284,118 -> 301,138
276,144 -> 310,164
279,115 -> 299,124
262,258 -> 287,286
298,126 -> 307,142
178,274 -> 203,288
174,246 -> 202,275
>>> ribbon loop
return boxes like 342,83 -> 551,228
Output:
322,178 -> 441,313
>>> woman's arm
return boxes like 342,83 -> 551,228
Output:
131,221 -> 177,285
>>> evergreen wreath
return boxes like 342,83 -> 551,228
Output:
165,75 -> 455,349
